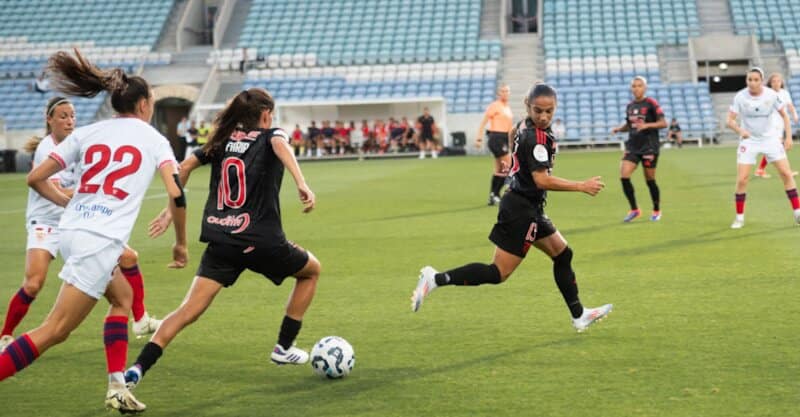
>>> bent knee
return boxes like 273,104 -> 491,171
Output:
22,276 -> 46,296
118,248 -> 139,268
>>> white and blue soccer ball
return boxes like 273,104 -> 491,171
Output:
310,336 -> 355,379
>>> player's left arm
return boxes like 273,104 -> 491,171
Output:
642,100 -> 667,130
777,107 -> 792,150
27,157 -> 70,207
532,168 -> 604,196
157,162 -> 188,268
272,134 -> 315,213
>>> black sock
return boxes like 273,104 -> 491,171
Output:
491,175 -> 505,196
278,315 -> 302,350
646,179 -> 660,211
434,263 -> 502,286
552,247 -> 583,319
621,178 -> 638,210
135,342 -> 163,376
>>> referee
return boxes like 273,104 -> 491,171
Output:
475,84 -> 513,205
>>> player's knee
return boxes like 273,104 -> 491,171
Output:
119,248 -> 139,268
22,275 -> 45,296
552,246 -> 573,267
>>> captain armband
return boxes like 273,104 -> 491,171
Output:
172,173 -> 186,208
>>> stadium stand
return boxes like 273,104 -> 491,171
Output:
542,0 -> 714,141
0,0 -> 173,130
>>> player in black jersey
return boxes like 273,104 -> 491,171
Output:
611,76 -> 667,222
410,83 -> 612,332
125,88 -> 321,391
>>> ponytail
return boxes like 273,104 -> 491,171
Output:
203,88 -> 275,158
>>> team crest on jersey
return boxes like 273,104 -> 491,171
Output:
533,144 -> 548,162
206,213 -> 251,234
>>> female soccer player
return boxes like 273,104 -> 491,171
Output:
727,67 -> 800,229
475,84 -> 513,205
411,83 -> 612,332
0,49 -> 187,414
611,76 -> 667,222
754,72 -> 799,178
124,88 -> 321,395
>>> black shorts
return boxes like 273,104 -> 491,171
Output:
487,131 -> 509,157
420,132 -> 435,142
489,191 -> 557,258
197,240 -> 309,287
622,152 -> 659,168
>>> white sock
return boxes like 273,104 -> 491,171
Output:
109,372 -> 125,385
735,214 -> 744,221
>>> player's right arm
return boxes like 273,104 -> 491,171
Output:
611,121 -> 629,134
532,168 -> 604,196
726,110 -> 749,138
148,153 -> 203,238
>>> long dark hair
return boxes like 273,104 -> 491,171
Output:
47,48 -> 150,114
203,88 -> 275,157
23,96 -> 72,153
526,82 -> 558,103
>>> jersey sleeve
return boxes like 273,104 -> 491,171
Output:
729,94 -> 742,114
154,137 -> 177,169
773,92 -> 786,113
522,131 -> 553,172
648,98 -> 665,118
271,128 -> 290,143
49,133 -> 80,170
192,147 -> 211,165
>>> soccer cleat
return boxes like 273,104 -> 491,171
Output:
572,304 -> 613,332
794,210 -> 800,225
730,218 -> 745,229
0,335 -> 13,353
754,169 -> 771,178
270,344 -> 309,365
487,193 -> 501,206
105,381 -> 146,414
411,266 -> 438,312
623,209 -> 641,223
650,211 -> 661,221
124,365 -> 142,390
132,312 -> 162,338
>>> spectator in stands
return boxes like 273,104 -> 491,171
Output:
360,120 -> 376,153
417,107 -> 438,159
611,76 -> 667,223
335,120 -> 351,154
667,118 -> 683,148
321,120 -> 336,155
184,120 -> 199,161
374,119 -> 388,154
307,121 -> 321,157
349,120 -> 365,150
292,124 -> 304,156
388,117 -> 406,153
239,48 -> 248,74
196,120 -> 210,148
32,72 -> 50,95
475,84 -> 513,205
727,67 -> 800,229
552,118 -> 566,141
755,72 -> 799,178
403,116 -> 416,151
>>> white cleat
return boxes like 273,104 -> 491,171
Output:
572,304 -> 613,332
411,266 -> 438,312
794,210 -> 800,226
105,381 -> 146,414
0,335 -> 14,353
132,312 -> 162,338
730,218 -> 745,229
270,344 -> 309,365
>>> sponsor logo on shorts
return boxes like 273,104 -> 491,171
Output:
206,213 -> 251,234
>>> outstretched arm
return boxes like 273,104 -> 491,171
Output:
532,169 -> 604,196
148,154 -> 202,238
157,162 -> 187,268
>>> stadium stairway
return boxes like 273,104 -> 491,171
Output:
221,0 -> 253,49
480,0 -> 501,40
697,0 -> 734,34
155,0 -> 189,53
500,34 -> 542,118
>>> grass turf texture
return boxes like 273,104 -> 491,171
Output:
0,146 -> 798,416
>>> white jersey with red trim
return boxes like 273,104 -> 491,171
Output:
730,87 -> 785,142
49,118 -> 176,243
769,88 -> 794,132
26,135 -> 72,226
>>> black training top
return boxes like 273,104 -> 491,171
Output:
624,97 -> 664,154
508,118 -> 556,205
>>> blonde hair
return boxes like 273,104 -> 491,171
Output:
23,96 -> 72,153
767,73 -> 784,90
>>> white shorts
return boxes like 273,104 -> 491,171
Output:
737,139 -> 786,165
26,223 -> 60,258
58,229 -> 124,300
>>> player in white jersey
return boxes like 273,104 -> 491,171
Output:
754,73 -> 799,178
726,67 -> 800,229
0,50 -> 188,415
0,101 -> 163,356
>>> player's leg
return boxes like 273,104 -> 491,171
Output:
1,248 -> 53,349
533,230 -> 612,332
755,155 -> 770,178
770,158 -> 800,224
643,159 -> 661,221
119,245 -> 161,337
489,155 -> 506,205
732,163 -> 752,228
620,157 -> 640,221
676,131 -> 683,148
0,282 -> 97,381
272,249 -> 320,365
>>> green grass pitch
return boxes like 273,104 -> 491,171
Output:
0,146 -> 798,416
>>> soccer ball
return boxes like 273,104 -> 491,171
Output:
310,336 -> 355,379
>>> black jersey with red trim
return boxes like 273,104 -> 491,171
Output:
193,128 -> 290,247
508,118 -> 556,205
624,97 -> 664,154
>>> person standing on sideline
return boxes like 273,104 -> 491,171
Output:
727,67 -> 800,229
0,49 -> 187,414
417,107 -> 438,159
754,72 -> 799,178
475,84 -> 513,205
123,88 -> 321,401
611,76 -> 667,222
411,83 -> 612,333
